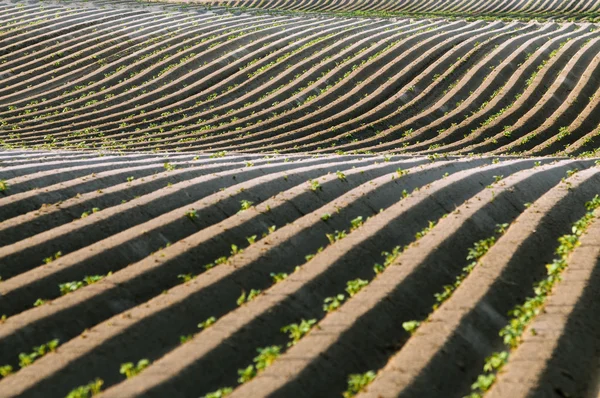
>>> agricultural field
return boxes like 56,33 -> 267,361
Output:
0,0 -> 600,397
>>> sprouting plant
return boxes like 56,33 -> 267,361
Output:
469,196 -> 600,397
65,378 -> 104,398
163,162 -> 176,171
493,175 -> 503,183
0,365 -> 13,377
343,371 -> 376,397
237,345 -> 282,384
281,319 -> 317,346
33,298 -> 47,307
326,230 -> 347,244
59,274 -> 107,296
254,345 -> 281,372
177,273 -> 195,283
237,365 -> 256,383
185,209 -> 198,219
19,339 -> 59,368
198,316 -> 217,330
210,151 -> 227,158
81,208 -> 100,218
396,168 -> 409,177
308,179 -> 322,191
321,213 -> 331,221
415,221 -> 436,239
0,180 -> 8,192
402,320 -> 420,335
120,359 -> 150,379
350,216 -> 364,231
180,334 -> 193,344
239,200 -> 254,212
127,176 -> 134,183
270,272 -> 288,283
204,387 -> 233,398
345,279 -> 369,297
43,251 -> 62,264
246,235 -> 257,244
323,294 -> 345,312
336,170 -> 347,181
237,289 -> 261,306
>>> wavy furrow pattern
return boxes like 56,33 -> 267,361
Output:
0,151 -> 599,398
1,1 -> 600,398
2,1 -> 600,156
203,0 -> 600,19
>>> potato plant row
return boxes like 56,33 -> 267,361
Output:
2,1 -> 600,156
0,150 -> 599,398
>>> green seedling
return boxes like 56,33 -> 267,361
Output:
66,378 -> 104,398
281,319 -> 317,346
323,294 -> 345,312
120,359 -> 150,379
198,316 -> 216,330
343,371 -> 376,397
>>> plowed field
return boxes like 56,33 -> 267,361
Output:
1,1 -> 599,398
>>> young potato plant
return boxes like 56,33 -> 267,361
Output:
237,289 -> 261,306
281,319 -> 317,346
66,378 -> 104,398
59,273 -> 110,296
185,208 -> 198,220
198,316 -> 216,330
403,223 -> 508,335
43,251 -> 62,264
120,359 -> 150,379
204,387 -> 233,398
237,345 -> 282,383
468,195 -> 600,397
343,371 -> 377,397
18,339 -> 59,368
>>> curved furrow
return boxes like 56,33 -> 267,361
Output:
444,27 -> 600,154
382,24 -> 586,155
0,7 -> 126,58
222,158 -> 584,398
0,156 -> 429,396
143,20 -> 478,152
26,17 -> 376,147
105,19 -> 436,152
0,13 -> 270,109
51,18 -> 389,145
70,18 -> 442,152
529,73 -> 600,156
0,155 -> 366,281
297,21 -> 550,154
491,36 -> 600,155
1,15 -> 291,129
485,206 -> 600,398
356,165 -> 600,398
0,13 -> 228,106
90,158 -> 538,398
0,11 -> 187,90
464,36 -> 600,155
245,20 -> 525,153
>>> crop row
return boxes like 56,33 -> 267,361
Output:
2,1 -> 600,157
0,149 -> 599,398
